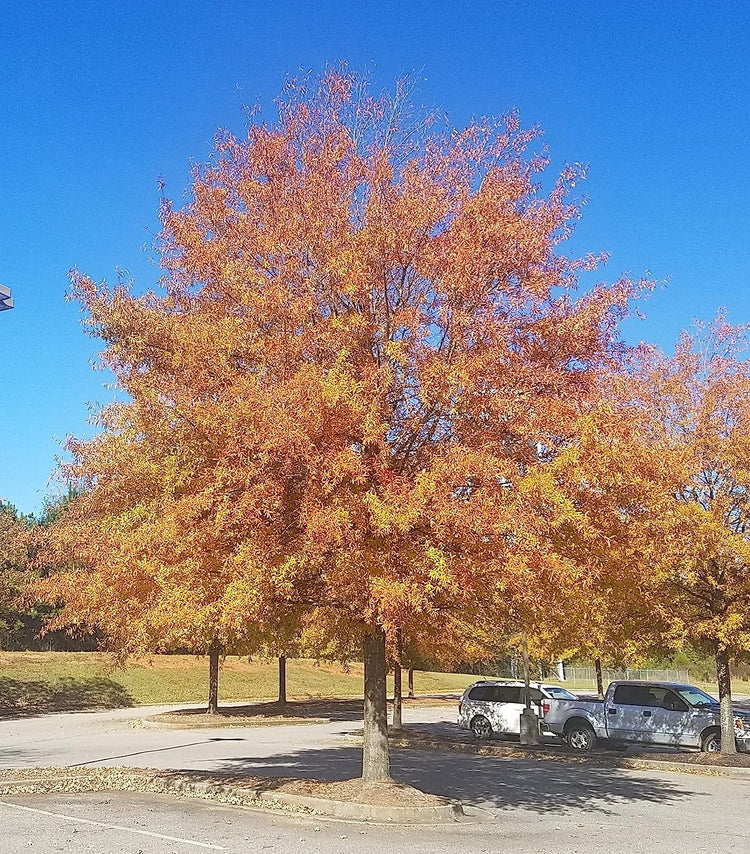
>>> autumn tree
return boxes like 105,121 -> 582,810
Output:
36,482 -> 276,713
42,67 -> 642,781
629,317 -> 750,752
528,374 -> 676,677
549,317 -> 750,752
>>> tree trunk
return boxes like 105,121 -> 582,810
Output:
407,668 -> 414,699
362,628 -> 390,781
392,660 -> 403,730
519,632 -> 540,745
278,655 -> 287,705
522,632 -> 531,710
595,658 -> 604,700
716,648 -> 737,754
392,626 -> 403,730
207,639 -> 221,715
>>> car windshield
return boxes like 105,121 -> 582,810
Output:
675,686 -> 717,708
545,687 -> 577,699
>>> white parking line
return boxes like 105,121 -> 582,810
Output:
0,800 -> 226,850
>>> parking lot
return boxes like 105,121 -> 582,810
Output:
2,703 -> 750,852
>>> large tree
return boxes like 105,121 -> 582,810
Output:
43,68 -> 641,781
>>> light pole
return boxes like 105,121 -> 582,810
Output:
0,284 -> 12,312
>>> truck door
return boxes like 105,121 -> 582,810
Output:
607,684 -> 656,741
642,687 -> 691,747
607,685 -> 690,745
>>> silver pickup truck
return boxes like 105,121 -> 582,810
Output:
542,681 -> 750,752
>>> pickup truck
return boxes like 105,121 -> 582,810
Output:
542,681 -> 750,753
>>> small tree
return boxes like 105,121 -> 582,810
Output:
0,502 -> 30,648
642,317 -> 750,752
556,318 -> 750,752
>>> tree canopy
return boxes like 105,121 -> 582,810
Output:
39,68 -> 647,776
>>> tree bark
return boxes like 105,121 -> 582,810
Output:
392,660 -> 403,731
362,628 -> 391,781
716,648 -> 737,754
522,632 -> 531,710
392,626 -> 403,730
595,658 -> 604,700
408,667 -> 414,699
519,633 -> 539,745
207,639 -> 221,715
278,655 -> 287,705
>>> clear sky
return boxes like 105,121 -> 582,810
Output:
1,1 -> 748,515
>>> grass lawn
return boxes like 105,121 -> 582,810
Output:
0,652 -> 482,715
1,652 -> 745,717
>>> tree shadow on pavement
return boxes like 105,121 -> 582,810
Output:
0,677 -> 134,718
201,744 -> 692,815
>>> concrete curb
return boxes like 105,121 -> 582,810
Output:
138,716 -> 327,729
0,771 -> 466,824
388,734 -> 750,778
254,790 -> 464,823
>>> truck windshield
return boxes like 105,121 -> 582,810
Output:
675,687 -> 717,708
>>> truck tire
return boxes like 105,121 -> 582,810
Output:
470,715 -> 493,739
565,719 -> 597,752
700,729 -> 721,752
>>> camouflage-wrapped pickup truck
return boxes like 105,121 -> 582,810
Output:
542,681 -> 750,753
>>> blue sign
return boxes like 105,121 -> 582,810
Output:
0,284 -> 13,311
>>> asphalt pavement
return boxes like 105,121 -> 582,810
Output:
1,702 -> 749,853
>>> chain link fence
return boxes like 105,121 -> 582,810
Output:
564,666 -> 689,685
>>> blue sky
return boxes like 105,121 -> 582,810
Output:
1,1 -> 749,515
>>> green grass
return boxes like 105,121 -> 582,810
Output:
2,652 -> 745,717
0,652 -> 482,714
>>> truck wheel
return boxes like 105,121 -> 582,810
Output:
700,730 -> 721,752
566,721 -> 597,752
471,715 -> 493,739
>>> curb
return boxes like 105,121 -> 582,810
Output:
387,735 -> 750,778
138,716 -> 327,730
0,771 -> 465,824
254,790 -> 464,823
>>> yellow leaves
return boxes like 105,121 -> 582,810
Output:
423,545 -> 455,591
384,339 -> 408,366
320,350 -> 363,410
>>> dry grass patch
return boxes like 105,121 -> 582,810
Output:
278,778 -> 447,806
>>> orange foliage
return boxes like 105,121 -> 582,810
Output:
627,316 -> 750,661
39,68 -> 645,696
544,313 -> 750,748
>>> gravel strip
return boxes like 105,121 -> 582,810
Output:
0,768 -> 316,813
